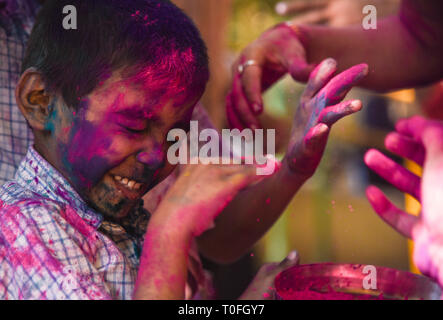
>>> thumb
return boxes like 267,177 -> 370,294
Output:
278,250 -> 300,270
303,123 -> 330,158
289,60 -> 316,83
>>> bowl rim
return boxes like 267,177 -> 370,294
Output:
274,262 -> 442,300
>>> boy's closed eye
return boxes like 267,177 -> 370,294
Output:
113,108 -> 158,134
116,117 -> 149,134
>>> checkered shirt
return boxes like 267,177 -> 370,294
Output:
0,146 -> 149,299
0,0 -> 40,185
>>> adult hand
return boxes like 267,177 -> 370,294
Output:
227,23 -> 314,130
284,58 -> 367,178
365,116 -> 443,286
239,250 -> 300,300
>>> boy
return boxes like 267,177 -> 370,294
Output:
0,0 -> 367,299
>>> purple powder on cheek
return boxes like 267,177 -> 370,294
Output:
60,114 -> 115,189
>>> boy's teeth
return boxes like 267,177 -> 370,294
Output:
113,175 -> 141,191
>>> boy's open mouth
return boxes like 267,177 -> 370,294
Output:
108,174 -> 148,200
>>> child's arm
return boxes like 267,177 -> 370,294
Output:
133,162 -> 265,299
197,59 -> 368,263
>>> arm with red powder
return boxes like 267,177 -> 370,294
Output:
133,162 -> 265,299
197,59 -> 368,263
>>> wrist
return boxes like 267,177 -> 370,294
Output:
278,21 -> 309,49
280,155 -> 311,186
148,205 -> 194,243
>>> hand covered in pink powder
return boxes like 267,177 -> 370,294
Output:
365,116 -> 443,288
284,59 -> 367,178
227,23 -> 314,130
156,160 -> 271,237
137,160 -> 273,300
239,250 -> 300,300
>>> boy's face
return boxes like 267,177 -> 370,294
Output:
45,70 -> 201,221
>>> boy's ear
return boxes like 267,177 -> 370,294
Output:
15,68 -> 53,131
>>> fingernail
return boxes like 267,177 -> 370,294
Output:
319,58 -> 337,73
275,2 -> 287,15
252,103 -> 262,113
286,250 -> 298,261
351,100 -> 362,108
315,123 -> 329,134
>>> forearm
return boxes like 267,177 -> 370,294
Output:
133,208 -> 192,300
197,160 -> 307,264
297,0 -> 443,91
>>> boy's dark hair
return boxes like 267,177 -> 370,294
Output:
22,0 -> 209,109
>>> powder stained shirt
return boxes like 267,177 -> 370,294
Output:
0,146 -> 147,299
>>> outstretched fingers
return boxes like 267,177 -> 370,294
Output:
318,99 -> 362,127
395,116 -> 428,141
316,63 -> 368,106
366,186 -> 419,239
365,149 -> 421,201
301,58 -> 337,104
384,132 -> 425,166
303,123 -> 330,157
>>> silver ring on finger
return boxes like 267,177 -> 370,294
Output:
237,59 -> 259,75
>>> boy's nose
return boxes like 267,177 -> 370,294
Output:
136,147 -> 165,171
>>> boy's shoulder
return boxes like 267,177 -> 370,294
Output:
0,180 -> 102,244
0,181 -> 65,223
